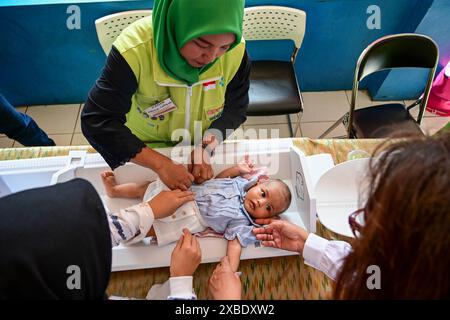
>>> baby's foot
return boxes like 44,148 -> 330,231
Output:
101,171 -> 119,198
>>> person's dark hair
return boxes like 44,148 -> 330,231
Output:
334,133 -> 450,299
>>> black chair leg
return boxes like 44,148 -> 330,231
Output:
287,114 -> 294,137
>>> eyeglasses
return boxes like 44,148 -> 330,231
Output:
348,208 -> 365,237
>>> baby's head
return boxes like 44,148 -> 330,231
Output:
244,179 -> 291,219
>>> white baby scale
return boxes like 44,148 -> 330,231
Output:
0,139 -> 369,271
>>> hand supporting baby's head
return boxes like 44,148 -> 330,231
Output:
244,179 -> 291,220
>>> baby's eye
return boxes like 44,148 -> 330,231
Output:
261,189 -> 266,197
266,204 -> 272,212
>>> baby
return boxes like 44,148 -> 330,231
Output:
101,156 -> 291,271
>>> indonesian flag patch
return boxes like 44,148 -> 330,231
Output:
203,80 -> 217,92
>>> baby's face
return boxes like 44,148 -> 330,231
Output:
244,181 -> 287,219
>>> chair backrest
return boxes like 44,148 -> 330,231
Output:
95,10 -> 152,55
243,6 -> 306,61
356,33 -> 439,81
348,33 -> 439,136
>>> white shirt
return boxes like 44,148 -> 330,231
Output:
302,233 -> 352,281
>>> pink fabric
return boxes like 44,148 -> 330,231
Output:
426,62 -> 450,116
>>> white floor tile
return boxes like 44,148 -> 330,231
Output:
50,134 -> 73,147
301,121 -> 347,139
74,103 -> 83,133
421,117 -> 450,135
301,91 -> 350,122
0,137 -> 15,148
26,104 -> 80,134
71,133 -> 90,146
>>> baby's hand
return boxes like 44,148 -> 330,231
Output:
237,155 -> 254,176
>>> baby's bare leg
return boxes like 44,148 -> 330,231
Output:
101,171 -> 151,199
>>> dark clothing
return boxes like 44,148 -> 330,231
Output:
0,94 -> 55,147
0,179 -> 111,299
82,46 -> 250,169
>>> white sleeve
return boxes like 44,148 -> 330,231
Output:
145,277 -> 197,300
107,202 -> 155,247
302,233 -> 352,281
168,277 -> 197,300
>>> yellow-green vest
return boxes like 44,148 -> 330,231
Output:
113,17 -> 246,148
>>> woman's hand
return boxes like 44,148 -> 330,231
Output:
253,220 -> 309,254
157,158 -> 194,190
170,229 -> 202,277
188,145 -> 214,184
148,190 -> 195,219
132,147 -> 193,190
208,256 -> 242,300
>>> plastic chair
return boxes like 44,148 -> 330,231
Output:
319,33 -> 439,139
243,6 -> 306,137
95,10 -> 152,55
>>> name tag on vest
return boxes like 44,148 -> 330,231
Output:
144,98 -> 178,117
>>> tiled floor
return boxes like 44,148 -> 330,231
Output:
1,91 -> 448,148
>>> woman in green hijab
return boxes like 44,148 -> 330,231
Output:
82,0 -> 250,190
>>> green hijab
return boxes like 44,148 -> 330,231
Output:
152,0 -> 244,84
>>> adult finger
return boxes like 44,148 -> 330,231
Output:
207,167 -> 214,180
176,195 -> 195,207
174,232 -> 185,252
182,228 -> 192,247
261,240 -> 277,248
200,167 -> 210,181
254,218 -> 270,225
195,235 -> 201,257
190,231 -> 198,247
191,164 -> 201,178
253,226 -> 273,235
255,233 -> 274,241
175,190 -> 194,197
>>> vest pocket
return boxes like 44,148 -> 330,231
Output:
204,104 -> 225,122
131,93 -> 171,142
135,93 -> 169,116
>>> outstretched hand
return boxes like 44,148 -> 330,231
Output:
253,220 -> 309,254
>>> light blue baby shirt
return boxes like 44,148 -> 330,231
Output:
190,177 -> 261,247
